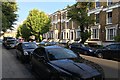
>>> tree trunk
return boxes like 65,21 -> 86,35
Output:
80,25 -> 85,44
38,32 -> 41,42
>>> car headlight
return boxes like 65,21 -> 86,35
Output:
89,49 -> 93,52
24,51 -> 28,55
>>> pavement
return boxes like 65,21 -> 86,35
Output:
1,45 -> 35,79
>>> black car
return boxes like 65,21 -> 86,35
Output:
30,45 -> 104,80
3,37 -> 15,46
16,42 -> 38,63
95,43 -> 120,61
4,39 -> 17,49
69,43 -> 95,55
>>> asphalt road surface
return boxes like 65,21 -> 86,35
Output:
81,54 -> 120,80
1,44 -> 120,80
1,45 -> 36,79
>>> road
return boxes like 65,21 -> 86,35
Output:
81,54 -> 120,79
1,45 -> 36,79
1,44 -> 120,80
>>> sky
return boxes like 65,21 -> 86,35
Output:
15,0 -> 76,28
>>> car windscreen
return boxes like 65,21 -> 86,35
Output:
7,40 -> 16,44
47,48 -> 77,60
23,43 -> 37,49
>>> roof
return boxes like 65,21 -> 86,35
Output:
42,45 -> 63,49
22,42 -> 36,44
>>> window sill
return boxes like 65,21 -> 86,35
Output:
106,23 -> 112,25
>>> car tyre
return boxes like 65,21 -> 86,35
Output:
97,53 -> 103,58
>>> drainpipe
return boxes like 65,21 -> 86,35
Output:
58,11 -> 61,40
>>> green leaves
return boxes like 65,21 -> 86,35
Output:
114,36 -> 120,42
2,1 -> 18,32
16,9 -> 50,41
67,2 -> 94,43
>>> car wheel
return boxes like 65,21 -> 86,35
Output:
97,53 -> 103,58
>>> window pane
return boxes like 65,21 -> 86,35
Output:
96,2 -> 100,7
96,14 -> 99,23
107,28 -> 116,40
92,28 -> 99,39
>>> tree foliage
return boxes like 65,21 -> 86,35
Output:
67,2 -> 94,43
16,9 -> 50,41
16,21 -> 31,41
114,36 -> 120,42
1,1 -> 18,32
25,9 -> 50,41
16,25 -> 22,38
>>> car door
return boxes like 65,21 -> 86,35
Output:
105,44 -> 117,59
16,43 -> 23,58
113,44 -> 120,60
32,48 -> 50,79
71,43 -> 80,53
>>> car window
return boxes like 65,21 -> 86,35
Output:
107,44 -> 117,49
47,48 -> 77,60
72,43 -> 79,47
33,48 -> 46,57
80,44 -> 85,47
22,43 -> 37,49
7,40 -> 16,44
116,44 -> 120,49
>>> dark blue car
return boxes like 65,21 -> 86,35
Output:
69,43 -> 95,55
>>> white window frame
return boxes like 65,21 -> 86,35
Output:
91,28 -> 99,39
106,27 -> 116,41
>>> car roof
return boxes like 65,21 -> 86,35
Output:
22,42 -> 36,44
7,39 -> 16,41
40,45 -> 63,49
108,43 -> 120,45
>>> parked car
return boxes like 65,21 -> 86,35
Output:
4,39 -> 17,49
16,42 -> 38,63
69,43 -> 95,56
0,39 -> 3,44
39,41 -> 49,46
2,37 -> 15,46
30,45 -> 104,80
95,43 -> 120,61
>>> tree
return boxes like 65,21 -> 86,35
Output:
25,9 -> 50,41
114,36 -> 120,42
21,23 -> 31,41
16,21 -> 31,41
1,1 -> 18,32
67,2 -> 94,44
16,25 -> 22,38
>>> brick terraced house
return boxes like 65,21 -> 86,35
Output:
87,1 -> 120,46
43,1 -> 120,46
